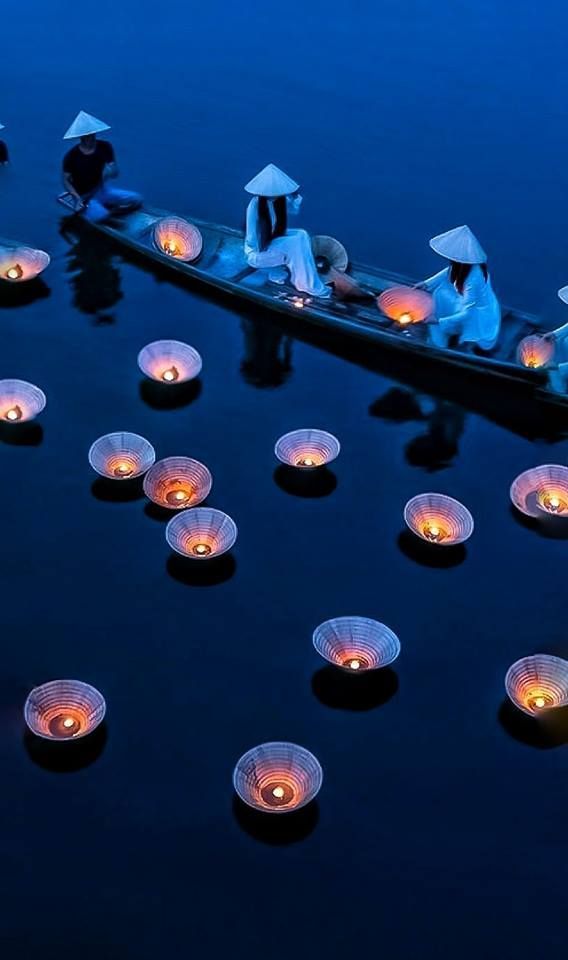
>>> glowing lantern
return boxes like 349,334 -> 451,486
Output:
233,742 -> 323,814
166,507 -> 237,559
137,340 -> 202,384
313,616 -> 400,673
152,217 -> 203,263
505,655 -> 568,717
0,245 -> 50,282
517,335 -> 555,369
275,428 -> 340,469
510,464 -> 568,518
143,456 -> 212,509
88,432 -> 156,480
24,679 -> 106,741
378,286 -> 433,325
404,493 -> 474,545
0,379 -> 46,423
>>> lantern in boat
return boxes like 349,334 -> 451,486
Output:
166,507 -> 237,559
275,429 -> 340,469
505,655 -> 568,717
0,245 -> 50,282
143,456 -> 212,509
233,742 -> 323,814
24,679 -> 106,741
88,431 -> 155,480
378,285 -> 433,326
137,340 -> 202,384
510,464 -> 568,518
313,616 -> 400,673
0,379 -> 46,423
517,335 -> 555,369
153,217 -> 203,262
311,235 -> 349,276
404,492 -> 474,545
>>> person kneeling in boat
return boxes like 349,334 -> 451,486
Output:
62,111 -> 142,223
244,164 -> 331,299
419,225 -> 501,351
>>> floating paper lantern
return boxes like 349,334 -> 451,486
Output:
233,742 -> 323,814
313,616 -> 400,673
137,340 -> 202,384
404,492 -> 474,545
510,464 -> 568,518
0,245 -> 50,282
88,431 -> 155,480
516,335 -> 555,369
275,429 -> 340,469
24,679 -> 106,741
378,285 -> 433,325
153,217 -> 203,262
0,379 -> 46,423
505,655 -> 568,717
166,507 -> 237,559
312,235 -> 349,275
143,456 -> 212,509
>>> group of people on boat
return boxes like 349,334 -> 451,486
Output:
3,108 -> 568,389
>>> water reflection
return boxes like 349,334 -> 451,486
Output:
60,219 -> 123,323
0,422 -> 43,446
0,277 -> 50,309
312,665 -> 398,711
139,377 -> 202,411
498,699 -> 568,749
232,794 -> 319,845
274,464 -> 337,498
240,317 -> 293,388
370,387 -> 466,472
24,723 -> 108,772
91,476 -> 146,503
166,552 -> 237,587
509,505 -> 568,541
397,529 -> 467,568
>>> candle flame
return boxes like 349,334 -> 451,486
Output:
349,659 -> 361,670
6,264 -> 23,280
63,717 -> 75,728
423,522 -> 445,542
164,239 -> 179,256
161,365 -> 179,382
272,786 -> 285,799
4,405 -> 23,422
398,312 -> 413,325
192,542 -> 211,556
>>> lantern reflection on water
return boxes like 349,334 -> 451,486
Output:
313,616 -> 400,673
0,245 -> 50,283
275,428 -> 340,469
404,492 -> 474,545
24,680 -> 106,741
143,456 -> 212,509
517,335 -> 555,369
377,286 -> 433,326
166,507 -> 237,559
152,217 -> 203,263
510,464 -> 568,518
233,742 -> 323,814
88,432 -> 156,480
505,655 -> 568,717
0,379 -> 46,423
137,340 -> 202,384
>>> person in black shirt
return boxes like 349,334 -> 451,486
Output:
62,110 -> 141,223
0,121 -> 9,164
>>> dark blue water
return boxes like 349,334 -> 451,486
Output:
2,3 -> 568,957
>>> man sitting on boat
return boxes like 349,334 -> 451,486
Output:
419,225 -> 501,350
244,164 -> 331,299
62,111 -> 142,223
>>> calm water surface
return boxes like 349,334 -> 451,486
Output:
2,2 -> 568,957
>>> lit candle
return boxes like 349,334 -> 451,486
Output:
534,696 -> 546,709
48,712 -> 81,738
343,654 -> 369,671
166,486 -> 192,506
348,658 -> 361,670
297,455 -> 316,467
538,491 -> 566,515
112,461 -> 134,478
164,239 -> 179,256
4,404 -> 23,422
161,365 -> 179,383
398,312 -> 413,325
261,780 -> 294,807
292,297 -> 305,309
6,264 -> 23,280
192,542 -> 211,557
272,786 -> 285,799
423,522 -> 444,542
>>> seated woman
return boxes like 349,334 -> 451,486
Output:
244,164 -> 331,299
543,286 -> 568,393
421,225 -> 501,350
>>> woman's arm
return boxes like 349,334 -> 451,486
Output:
545,320 -> 568,342
421,268 -> 448,291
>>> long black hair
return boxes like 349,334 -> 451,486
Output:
256,196 -> 288,252
450,260 -> 488,295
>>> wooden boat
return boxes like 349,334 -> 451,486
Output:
57,194 -> 568,410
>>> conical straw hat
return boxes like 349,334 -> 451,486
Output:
429,225 -> 486,264
558,286 -> 568,304
0,123 -> 5,131
245,163 -> 299,196
63,110 -> 111,140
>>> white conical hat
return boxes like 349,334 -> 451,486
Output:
0,122 -> 5,130
558,286 -> 568,304
244,163 -> 299,196
429,225 -> 487,264
63,110 -> 110,140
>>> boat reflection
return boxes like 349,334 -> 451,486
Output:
370,387 -> 465,472
60,219 -> 123,323
240,316 -> 293,388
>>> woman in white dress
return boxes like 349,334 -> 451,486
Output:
420,225 -> 501,350
244,164 -> 331,299
542,286 -> 568,392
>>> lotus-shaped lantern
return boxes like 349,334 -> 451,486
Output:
517,335 -> 555,369
275,428 -> 340,469
311,235 -> 349,276
0,379 -> 46,423
24,679 -> 106,741
143,456 -> 212,509
510,464 -> 568,518
505,655 -> 568,716
0,245 -> 50,282
404,492 -> 474,545
88,431 -> 155,479
313,616 -> 400,673
233,742 -> 323,814
378,285 -> 433,326
166,507 -> 237,559
153,217 -> 203,262
137,340 -> 202,383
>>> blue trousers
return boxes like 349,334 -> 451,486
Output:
84,184 -> 142,223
